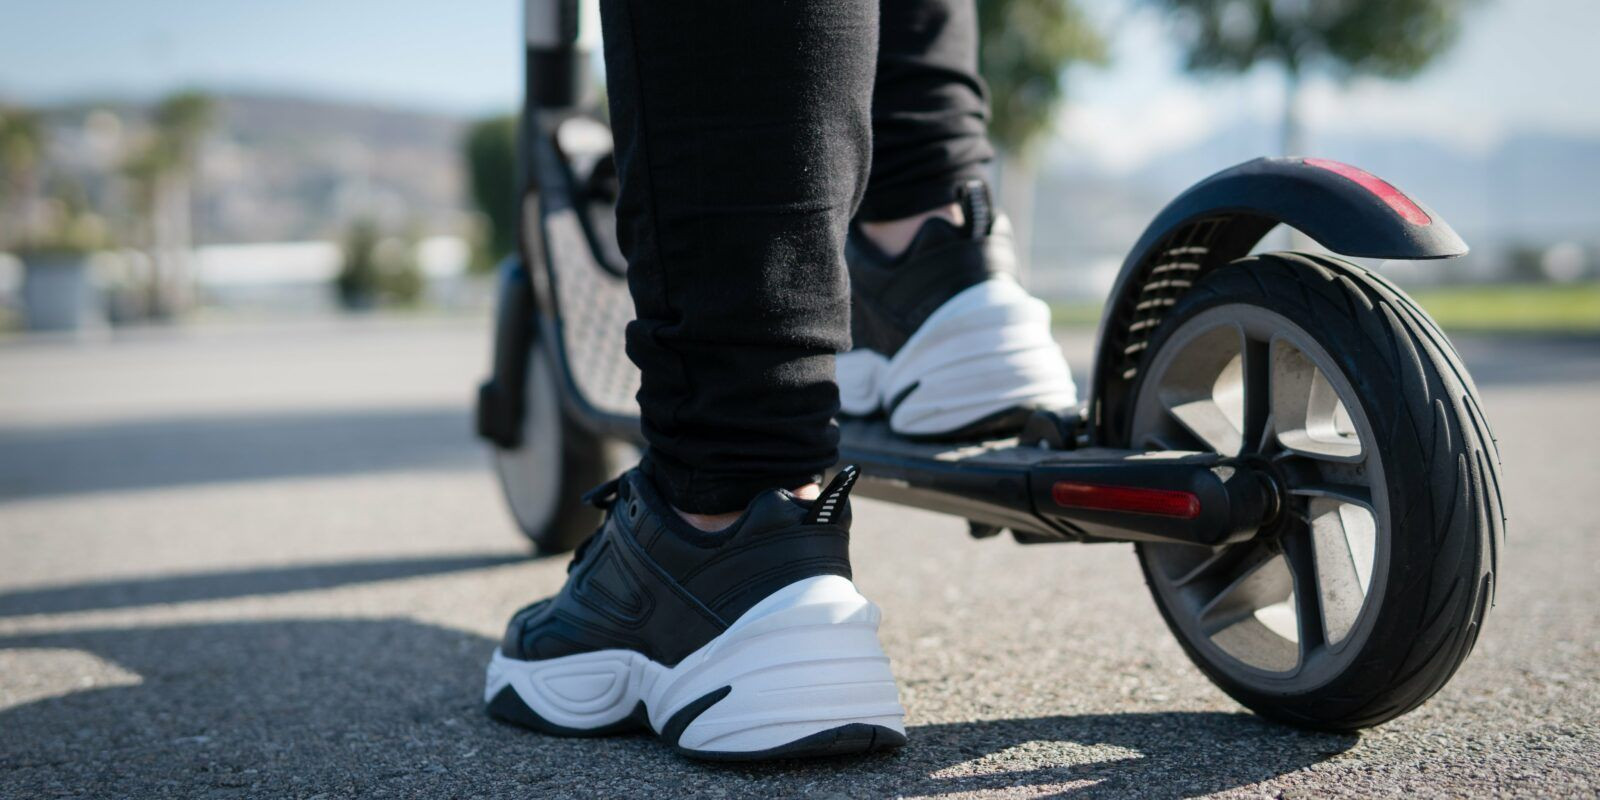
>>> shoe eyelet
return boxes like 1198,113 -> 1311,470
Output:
628,501 -> 640,519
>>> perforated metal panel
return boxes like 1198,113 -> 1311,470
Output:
544,207 -> 641,417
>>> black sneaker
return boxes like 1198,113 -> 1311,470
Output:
840,180 -> 1077,439
484,465 -> 907,760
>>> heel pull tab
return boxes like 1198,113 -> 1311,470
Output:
804,465 -> 860,525
957,179 -> 993,238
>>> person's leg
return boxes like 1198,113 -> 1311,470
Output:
604,0 -> 876,518
487,0 -> 906,760
860,0 -> 993,247
838,0 -> 1078,438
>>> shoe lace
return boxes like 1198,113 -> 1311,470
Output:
567,475 -> 624,573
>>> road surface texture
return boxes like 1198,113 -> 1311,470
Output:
1,317 -> 1595,798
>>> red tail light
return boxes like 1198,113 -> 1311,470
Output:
1051,481 -> 1202,519
1304,158 -> 1431,226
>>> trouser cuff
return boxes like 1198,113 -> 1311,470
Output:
640,451 -> 825,516
856,162 -> 990,222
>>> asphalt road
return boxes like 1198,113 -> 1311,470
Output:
1,318 -> 1596,798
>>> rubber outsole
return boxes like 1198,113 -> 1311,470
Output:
485,576 -> 907,760
486,685 -> 647,738
889,404 -> 1039,443
679,722 -> 907,762
486,684 -> 906,761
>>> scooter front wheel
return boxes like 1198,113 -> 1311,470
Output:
1126,252 -> 1502,730
492,345 -> 629,554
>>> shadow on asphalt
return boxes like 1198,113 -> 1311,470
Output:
0,618 -> 1356,797
0,406 -> 479,502
0,554 -> 526,618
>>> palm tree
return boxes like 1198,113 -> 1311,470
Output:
124,91 -> 214,316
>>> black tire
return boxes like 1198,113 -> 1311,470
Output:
491,345 -> 628,554
1131,251 -> 1504,730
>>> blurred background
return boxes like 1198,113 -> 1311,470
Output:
1,0 -> 1595,333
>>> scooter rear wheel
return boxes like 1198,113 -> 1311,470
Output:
491,345 -> 629,554
1127,251 -> 1502,730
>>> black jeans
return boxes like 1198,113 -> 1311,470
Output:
601,0 -> 994,513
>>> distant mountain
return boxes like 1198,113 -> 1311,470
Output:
29,91 -> 1597,294
215,92 -> 466,154
1094,124 -> 1599,246
201,93 -> 474,243
1029,125 -> 1600,296
40,92 -> 482,244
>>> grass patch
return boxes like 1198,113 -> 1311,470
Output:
1408,282 -> 1600,332
1048,301 -> 1104,328
1052,282 -> 1600,333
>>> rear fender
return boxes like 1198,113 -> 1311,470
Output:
1088,157 -> 1467,444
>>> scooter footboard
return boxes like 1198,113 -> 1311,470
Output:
838,418 -> 1276,545
528,116 -> 642,425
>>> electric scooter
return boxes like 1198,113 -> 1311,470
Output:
477,0 -> 1503,732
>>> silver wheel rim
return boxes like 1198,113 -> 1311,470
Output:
493,345 -> 564,537
1130,304 -> 1390,691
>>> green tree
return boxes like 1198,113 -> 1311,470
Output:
464,114 -> 518,270
0,106 -> 45,250
976,0 -> 1106,281
336,218 -> 383,310
1153,0 -> 1480,154
336,219 -> 424,310
979,0 -> 1108,157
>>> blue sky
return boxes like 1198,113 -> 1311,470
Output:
2,0 -> 1595,170
0,0 -> 525,113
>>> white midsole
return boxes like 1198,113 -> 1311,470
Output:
484,575 -> 906,754
840,278 -> 1078,435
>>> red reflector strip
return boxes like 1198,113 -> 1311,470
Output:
1051,481 -> 1202,519
1304,158 -> 1431,226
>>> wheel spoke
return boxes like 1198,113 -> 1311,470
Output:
1153,322 -> 1249,455
1291,488 -> 1379,643
1290,481 -> 1374,512
1172,546 -> 1231,588
1171,541 -> 1256,588
1281,521 -> 1328,659
1196,546 -> 1293,636
1271,337 -> 1364,463
1240,336 -> 1272,453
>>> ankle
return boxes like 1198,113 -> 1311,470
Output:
673,482 -> 821,532
859,202 -> 964,258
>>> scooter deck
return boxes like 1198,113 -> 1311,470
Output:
837,417 -> 1157,538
